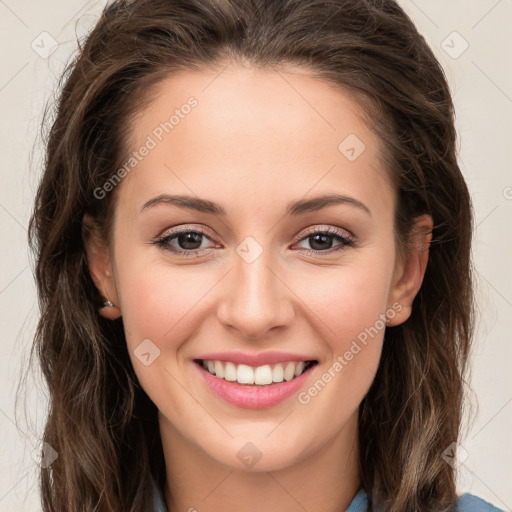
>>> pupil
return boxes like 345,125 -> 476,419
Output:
179,232 -> 202,250
310,234 -> 332,251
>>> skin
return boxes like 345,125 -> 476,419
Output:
83,62 -> 432,512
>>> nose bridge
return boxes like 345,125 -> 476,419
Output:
217,240 -> 293,339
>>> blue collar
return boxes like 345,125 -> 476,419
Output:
153,487 -> 368,512
153,483 -> 505,512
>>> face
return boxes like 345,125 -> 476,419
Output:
84,63 -> 430,474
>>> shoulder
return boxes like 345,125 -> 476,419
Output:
457,493 -> 507,512
346,491 -> 507,512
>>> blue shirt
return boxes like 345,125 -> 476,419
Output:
153,485 -> 506,511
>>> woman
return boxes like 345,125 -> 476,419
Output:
28,0 -> 505,511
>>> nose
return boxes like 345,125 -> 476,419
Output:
216,251 -> 295,340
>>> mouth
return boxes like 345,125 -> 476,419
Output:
193,358 -> 319,386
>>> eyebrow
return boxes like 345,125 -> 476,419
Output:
140,193 -> 371,217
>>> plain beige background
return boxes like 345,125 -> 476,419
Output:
1,1 -> 511,510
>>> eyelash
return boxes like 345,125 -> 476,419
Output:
151,225 -> 356,258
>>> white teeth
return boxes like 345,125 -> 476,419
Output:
272,364 -> 284,383
294,361 -> 305,377
237,364 -> 254,384
214,361 -> 225,379
224,362 -> 237,381
283,362 -> 296,381
254,365 -> 273,385
200,359 -> 314,385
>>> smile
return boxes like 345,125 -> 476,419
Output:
193,358 -> 319,409
195,359 -> 318,386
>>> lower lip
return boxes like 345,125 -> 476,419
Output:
193,361 -> 317,409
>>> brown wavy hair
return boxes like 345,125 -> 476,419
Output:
26,0 -> 474,510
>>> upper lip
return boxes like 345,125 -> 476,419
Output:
194,351 -> 318,367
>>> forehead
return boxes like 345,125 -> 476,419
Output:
118,64 -> 394,219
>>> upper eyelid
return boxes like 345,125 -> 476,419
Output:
298,225 -> 354,240
159,225 -> 216,242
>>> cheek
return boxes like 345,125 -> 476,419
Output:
293,253 -> 394,398
291,263 -> 391,427
115,259 -> 216,406
117,260 -> 212,347
296,257 -> 394,347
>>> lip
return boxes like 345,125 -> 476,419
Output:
193,359 -> 318,409
193,350 -> 317,367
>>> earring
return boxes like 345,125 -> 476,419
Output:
103,300 -> 117,308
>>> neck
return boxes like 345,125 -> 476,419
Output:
159,411 -> 361,512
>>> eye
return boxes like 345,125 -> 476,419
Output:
151,225 -> 355,258
293,226 -> 355,255
152,226 -> 217,257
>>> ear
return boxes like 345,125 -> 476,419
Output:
82,213 -> 121,320
386,214 -> 433,327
